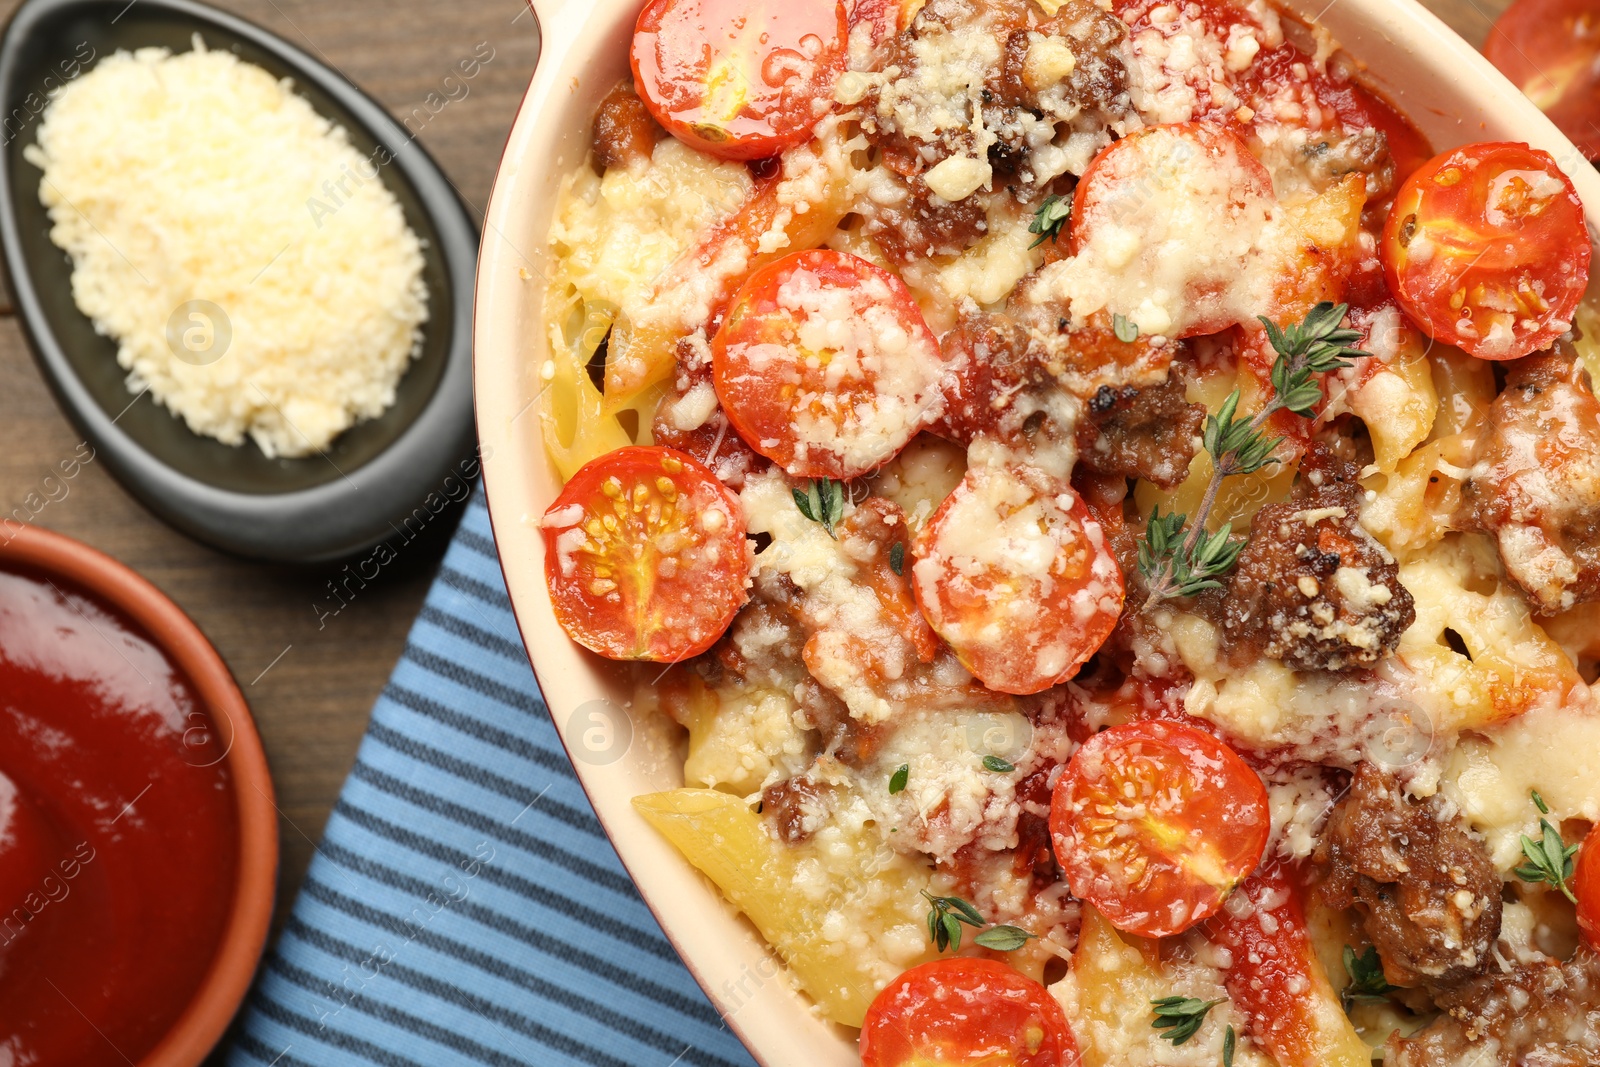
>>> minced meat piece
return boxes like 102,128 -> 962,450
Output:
932,304 -> 1184,454
1221,443 -> 1414,672
1316,764 -> 1502,990
1300,127 -> 1395,202
590,81 -> 660,173
860,170 -> 991,266
761,775 -> 828,843
1386,951 -> 1600,1066
865,0 -> 1130,193
1074,371 -> 1203,488
1460,352 -> 1600,615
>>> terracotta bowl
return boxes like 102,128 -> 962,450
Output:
0,523 -> 278,1066
473,3 -> 1600,1063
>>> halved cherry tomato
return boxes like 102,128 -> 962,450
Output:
1068,122 -> 1276,338
630,0 -> 847,161
713,249 -> 946,479
540,446 -> 749,661
1487,0 -> 1600,160
1576,828 -> 1600,949
910,466 -> 1123,695
859,958 -> 1078,1067
1049,720 -> 1270,938
1380,142 -> 1590,360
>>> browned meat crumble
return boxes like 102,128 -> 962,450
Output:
1387,951 -> 1600,1067
1074,370 -> 1204,489
1461,352 -> 1600,615
1316,764 -> 1502,990
590,82 -> 661,173
1220,443 -> 1414,671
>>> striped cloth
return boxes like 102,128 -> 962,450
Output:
226,488 -> 759,1067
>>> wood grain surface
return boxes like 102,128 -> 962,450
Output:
0,0 -> 540,945
0,0 -> 1514,1010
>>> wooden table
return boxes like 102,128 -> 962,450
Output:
0,0 -> 540,942
1426,0 -> 1508,46
0,0 -> 1513,1000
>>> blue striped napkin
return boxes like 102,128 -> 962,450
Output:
225,487 -> 759,1067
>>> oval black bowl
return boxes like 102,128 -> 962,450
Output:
0,0 -> 479,563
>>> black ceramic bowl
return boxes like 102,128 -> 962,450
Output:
0,0 -> 479,563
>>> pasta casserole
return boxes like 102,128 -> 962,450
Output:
533,0 -> 1600,1061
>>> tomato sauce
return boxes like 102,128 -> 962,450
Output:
0,568 -> 238,1066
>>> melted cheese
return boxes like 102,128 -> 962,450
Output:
867,0 -> 1120,192
927,197 -> 1046,307
837,705 -> 1039,863
1267,766 -> 1339,859
867,434 -> 967,531
1118,0 -> 1282,125
1036,126 -> 1275,335
1438,695 -> 1600,871
1393,534 -> 1583,736
548,138 -> 751,314
683,685 -> 814,797
740,471 -> 912,723
1055,909 -> 1273,1067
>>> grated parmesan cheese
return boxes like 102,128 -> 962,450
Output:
723,263 -> 946,476
1037,124 -> 1283,335
25,39 -> 429,458
549,137 -> 752,320
1438,696 -> 1600,870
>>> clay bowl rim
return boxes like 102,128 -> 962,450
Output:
0,521 -> 278,1067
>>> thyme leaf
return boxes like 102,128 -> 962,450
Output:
923,892 -> 985,952
1028,194 -> 1072,248
1341,945 -> 1397,1011
1514,789 -> 1580,903
973,925 -> 1036,951
794,478 -> 847,538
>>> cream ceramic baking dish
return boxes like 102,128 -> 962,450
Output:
472,1 -> 1600,1061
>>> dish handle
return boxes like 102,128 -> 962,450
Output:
524,0 -> 572,59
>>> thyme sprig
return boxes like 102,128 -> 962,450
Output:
1515,789 -> 1580,902
1151,996 -> 1224,1046
1138,302 -> 1369,606
921,892 -> 1037,953
923,891 -> 985,952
